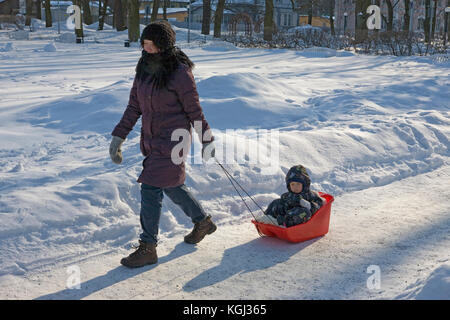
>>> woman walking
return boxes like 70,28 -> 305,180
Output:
109,20 -> 217,268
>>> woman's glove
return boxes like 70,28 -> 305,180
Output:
109,136 -> 125,164
202,141 -> 215,162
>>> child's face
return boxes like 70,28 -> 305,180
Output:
290,181 -> 303,194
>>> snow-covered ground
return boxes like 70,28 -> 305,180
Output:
0,20 -> 449,300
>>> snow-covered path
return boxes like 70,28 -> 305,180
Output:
2,166 -> 449,300
0,22 -> 449,299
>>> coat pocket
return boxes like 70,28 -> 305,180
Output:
159,129 -> 190,161
140,127 -> 151,156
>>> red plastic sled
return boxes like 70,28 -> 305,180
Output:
251,192 -> 334,243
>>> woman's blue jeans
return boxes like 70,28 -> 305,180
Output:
139,183 -> 208,244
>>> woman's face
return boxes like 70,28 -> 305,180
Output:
142,39 -> 160,54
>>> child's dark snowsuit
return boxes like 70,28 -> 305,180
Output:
265,165 -> 324,227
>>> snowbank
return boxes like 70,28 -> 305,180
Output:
0,42 -> 13,52
0,24 -> 449,300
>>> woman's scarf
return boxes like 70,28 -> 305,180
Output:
135,46 -> 195,90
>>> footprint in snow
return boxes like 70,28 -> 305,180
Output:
208,172 -> 220,180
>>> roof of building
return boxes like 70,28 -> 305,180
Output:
140,8 -> 187,14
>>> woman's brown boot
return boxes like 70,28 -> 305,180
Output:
120,240 -> 158,268
184,216 -> 217,244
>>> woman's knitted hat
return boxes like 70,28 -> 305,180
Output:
140,20 -> 176,51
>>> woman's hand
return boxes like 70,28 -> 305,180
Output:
110,136 -> 125,164
202,141 -> 215,162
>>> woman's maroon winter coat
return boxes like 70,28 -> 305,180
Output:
111,63 -> 214,188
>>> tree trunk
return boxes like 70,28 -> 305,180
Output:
431,0 -> 437,40
151,0 -> 161,22
44,0 -> 52,27
81,0 -> 93,25
386,0 -> 394,31
163,0 -> 167,20
403,0 -> 410,31
122,0 -> 128,27
25,0 -> 33,26
355,0 -> 370,42
36,0 -> 42,19
213,0 -> 225,38
112,1 -> 115,27
98,0 -> 108,30
448,0 -> 450,43
74,0 -> 84,38
264,0 -> 274,41
424,0 -> 431,42
308,1 -> 313,25
98,0 -> 102,26
329,0 -> 335,35
202,0 -> 211,35
128,0 -> 140,42
114,0 -> 126,31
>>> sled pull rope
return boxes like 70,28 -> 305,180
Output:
213,157 -> 266,237
214,157 -> 265,217
214,158 -> 264,236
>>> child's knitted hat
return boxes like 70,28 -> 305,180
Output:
285,164 -> 311,193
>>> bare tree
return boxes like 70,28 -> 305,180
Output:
128,0 -> 140,41
403,0 -> 410,31
74,0 -> 84,38
328,0 -> 335,35
122,0 -> 128,27
151,0 -> 161,22
379,0 -> 400,32
424,0 -> 431,42
44,0 -> 52,27
162,0 -> 167,20
202,0 -> 212,35
447,0 -> 450,43
355,0 -> 370,42
81,0 -> 93,25
289,0 -> 299,12
98,0 -> 108,30
25,0 -> 33,26
114,0 -> 127,31
431,0 -> 437,40
386,0 -> 394,31
264,0 -> 274,41
35,0 -> 42,20
213,0 -> 226,38
307,0 -> 313,24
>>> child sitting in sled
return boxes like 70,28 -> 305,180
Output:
262,164 -> 325,228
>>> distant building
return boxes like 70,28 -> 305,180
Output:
140,6 -> 188,24
187,0 -> 302,32
141,0 -> 190,10
188,0 -> 235,26
298,15 -> 330,28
